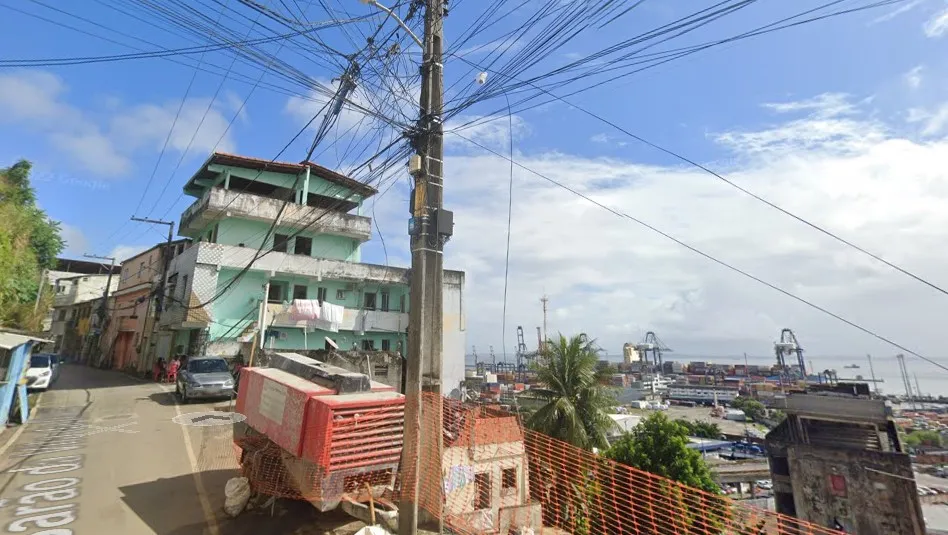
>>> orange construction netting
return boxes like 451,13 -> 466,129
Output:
236,392 -> 842,534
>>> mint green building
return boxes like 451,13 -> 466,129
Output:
156,153 -> 466,391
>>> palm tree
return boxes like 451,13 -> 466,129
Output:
526,333 -> 618,450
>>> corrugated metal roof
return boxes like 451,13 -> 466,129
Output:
0,332 -> 52,350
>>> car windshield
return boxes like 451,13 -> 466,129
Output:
30,355 -> 50,368
188,359 -> 228,374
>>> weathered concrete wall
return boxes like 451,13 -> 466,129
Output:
443,280 -> 466,399
786,445 -> 925,535
290,349 -> 404,392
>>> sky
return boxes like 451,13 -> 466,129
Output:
2,0 -> 948,389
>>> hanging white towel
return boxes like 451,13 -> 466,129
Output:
291,299 -> 321,321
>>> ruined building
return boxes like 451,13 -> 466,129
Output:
765,387 -> 925,534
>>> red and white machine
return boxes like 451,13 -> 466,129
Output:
234,352 -> 405,511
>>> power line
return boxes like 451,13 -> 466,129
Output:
0,20 -> 360,67
451,59 -> 948,302
449,130 -> 948,375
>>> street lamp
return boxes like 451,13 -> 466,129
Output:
358,0 -> 423,48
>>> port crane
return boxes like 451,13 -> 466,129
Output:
774,328 -> 806,384
635,331 -> 672,374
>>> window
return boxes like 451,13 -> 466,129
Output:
380,292 -> 390,312
57,309 -> 66,321
293,285 -> 308,300
362,339 -> 375,350
381,339 -> 390,351
364,292 -> 377,311
273,233 -> 289,253
167,274 -> 178,301
294,236 -> 312,256
336,289 -> 346,300
317,287 -> 328,303
502,468 -> 517,491
399,294 -> 406,313
188,358 -> 229,373
208,223 -> 219,244
474,473 -> 491,510
268,282 -> 288,303
374,364 -> 389,376
139,262 -> 144,277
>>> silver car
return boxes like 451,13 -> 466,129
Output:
175,357 -> 235,403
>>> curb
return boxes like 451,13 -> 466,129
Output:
0,391 -> 43,458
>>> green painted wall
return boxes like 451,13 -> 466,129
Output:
208,267 -> 409,350
208,269 -> 266,341
211,219 -> 361,262
262,329 -> 405,352
197,165 -> 365,205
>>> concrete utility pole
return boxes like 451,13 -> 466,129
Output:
395,0 -> 449,533
130,217 -> 175,315
83,254 -> 116,317
83,253 -> 115,365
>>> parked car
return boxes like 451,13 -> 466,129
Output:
756,480 -> 773,490
25,353 -> 59,391
176,356 -> 235,403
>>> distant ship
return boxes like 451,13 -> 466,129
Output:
844,364 -> 860,369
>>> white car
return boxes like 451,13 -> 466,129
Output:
25,353 -> 59,390
756,480 -> 773,490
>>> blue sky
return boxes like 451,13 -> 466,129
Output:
3,0 -> 948,388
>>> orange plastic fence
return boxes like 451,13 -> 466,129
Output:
236,392 -> 843,534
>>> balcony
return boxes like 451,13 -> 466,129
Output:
180,187 -> 372,241
265,303 -> 408,333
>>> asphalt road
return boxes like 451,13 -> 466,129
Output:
0,363 -> 362,535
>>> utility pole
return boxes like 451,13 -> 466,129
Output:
83,254 -> 115,365
34,268 -> 48,312
130,217 -> 175,315
131,217 -> 175,371
397,0 -> 448,533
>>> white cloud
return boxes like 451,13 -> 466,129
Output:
905,65 -> 925,89
924,6 -> 948,37
109,244 -> 151,263
907,103 -> 948,136
60,224 -> 88,256
366,93 -> 948,368
761,93 -> 856,118
714,93 -> 886,155
0,70 -> 240,178
869,0 -> 924,25
456,38 -> 524,57
0,71 -> 130,176
589,132 -> 628,147
446,114 -> 529,151
110,97 -> 237,156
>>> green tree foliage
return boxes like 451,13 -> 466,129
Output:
600,413 -> 731,534
605,412 -> 719,493
678,419 -> 723,439
0,160 -> 64,329
527,333 -> 618,450
730,397 -> 767,422
904,430 -> 943,448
